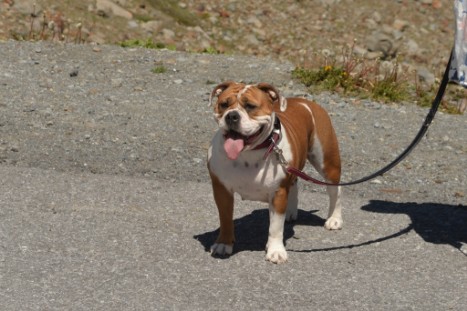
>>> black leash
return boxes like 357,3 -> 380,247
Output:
287,48 -> 453,186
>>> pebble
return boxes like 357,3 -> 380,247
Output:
111,78 -> 123,87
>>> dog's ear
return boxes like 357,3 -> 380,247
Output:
256,83 -> 287,112
209,81 -> 236,106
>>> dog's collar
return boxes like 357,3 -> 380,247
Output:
252,116 -> 281,159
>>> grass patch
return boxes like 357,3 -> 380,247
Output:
147,0 -> 200,27
134,14 -> 153,23
119,38 -> 176,50
152,65 -> 167,74
202,46 -> 220,54
293,42 -> 464,114
293,44 -> 412,104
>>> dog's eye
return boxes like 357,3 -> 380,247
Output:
245,103 -> 257,111
219,102 -> 229,109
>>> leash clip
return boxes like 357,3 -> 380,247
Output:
273,145 -> 289,166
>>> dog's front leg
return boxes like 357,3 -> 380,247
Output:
266,186 -> 289,264
209,173 -> 235,256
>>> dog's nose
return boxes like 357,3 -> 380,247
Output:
225,111 -> 240,127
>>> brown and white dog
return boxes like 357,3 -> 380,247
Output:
207,81 -> 343,264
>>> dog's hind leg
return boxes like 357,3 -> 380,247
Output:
307,136 -> 343,230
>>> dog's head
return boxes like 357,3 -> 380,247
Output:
209,81 -> 287,160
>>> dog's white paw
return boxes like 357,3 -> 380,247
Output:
266,241 -> 288,264
324,216 -> 343,230
210,243 -> 233,256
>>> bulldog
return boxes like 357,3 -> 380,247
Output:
207,81 -> 343,264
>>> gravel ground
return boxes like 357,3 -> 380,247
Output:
0,41 -> 466,310
0,41 -> 465,204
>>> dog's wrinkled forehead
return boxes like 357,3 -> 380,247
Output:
210,82 -> 250,104
209,81 -> 288,112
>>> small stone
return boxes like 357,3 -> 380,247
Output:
371,179 -> 383,184
174,79 -> 183,84
454,191 -> 464,198
127,20 -> 138,28
162,28 -> 175,40
141,21 -> 163,34
372,12 -> 382,23
247,15 -> 262,28
417,66 -> 435,86
111,78 -> 123,87
96,0 -> 133,19
393,19 -> 409,31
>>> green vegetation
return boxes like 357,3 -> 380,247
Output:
293,64 -> 408,102
292,45 -> 411,103
292,43 -> 464,113
152,65 -> 167,74
147,0 -> 200,27
119,38 -> 175,50
202,46 -> 220,54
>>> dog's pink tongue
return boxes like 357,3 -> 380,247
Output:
224,138 -> 244,160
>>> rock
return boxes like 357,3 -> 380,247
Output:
247,16 -> 262,28
113,0 -> 128,6
417,66 -> 435,86
141,21 -> 164,34
246,34 -> 260,45
96,0 -> 133,19
353,45 -> 368,58
372,12 -> 382,23
405,39 -> 422,57
432,0 -> 442,9
127,20 -> 138,29
366,31 -> 397,59
111,78 -> 123,88
393,19 -> 409,31
13,0 -> 41,15
365,18 -> 379,30
162,28 -> 175,40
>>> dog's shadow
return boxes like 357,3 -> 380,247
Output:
362,200 -> 467,253
194,200 -> 467,256
193,209 -> 324,254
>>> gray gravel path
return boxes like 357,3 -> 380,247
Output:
0,41 -> 466,310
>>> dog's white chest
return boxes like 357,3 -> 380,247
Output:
208,131 -> 290,202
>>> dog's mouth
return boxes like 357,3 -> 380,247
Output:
223,127 -> 264,160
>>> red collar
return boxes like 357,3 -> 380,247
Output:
252,116 -> 281,159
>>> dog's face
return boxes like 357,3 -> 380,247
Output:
209,81 -> 287,160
